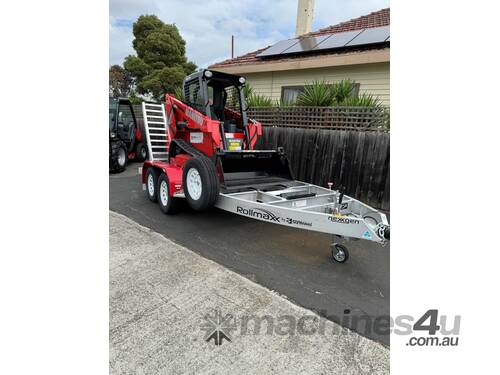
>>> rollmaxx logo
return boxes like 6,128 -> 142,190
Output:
236,207 -> 280,222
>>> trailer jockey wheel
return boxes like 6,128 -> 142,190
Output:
183,156 -> 220,211
157,173 -> 180,214
330,243 -> 349,263
145,168 -> 159,202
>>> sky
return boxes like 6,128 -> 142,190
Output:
109,0 -> 389,68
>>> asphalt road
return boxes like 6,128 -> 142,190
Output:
110,163 -> 390,345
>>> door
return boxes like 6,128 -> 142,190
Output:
116,102 -> 136,147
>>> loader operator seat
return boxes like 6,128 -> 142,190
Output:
210,86 -> 226,122
209,82 -> 243,133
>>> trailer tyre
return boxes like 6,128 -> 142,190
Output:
110,140 -> 127,173
146,168 -> 159,202
331,243 -> 349,264
157,173 -> 180,214
135,142 -> 147,161
183,156 -> 220,211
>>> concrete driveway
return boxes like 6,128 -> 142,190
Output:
110,211 -> 389,374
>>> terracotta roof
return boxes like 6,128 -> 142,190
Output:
306,8 -> 389,37
210,8 -> 389,69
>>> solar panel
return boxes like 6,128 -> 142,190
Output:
313,29 -> 364,51
256,26 -> 390,58
257,38 -> 300,57
345,26 -> 390,47
280,34 -> 330,54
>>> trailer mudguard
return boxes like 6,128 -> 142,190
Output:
142,160 -> 183,196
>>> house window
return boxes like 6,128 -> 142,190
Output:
281,86 -> 305,103
281,83 -> 361,103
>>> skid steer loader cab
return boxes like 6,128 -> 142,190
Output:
182,70 -> 293,191
109,97 -> 137,149
183,69 -> 250,151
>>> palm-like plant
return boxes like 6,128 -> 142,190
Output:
296,81 -> 335,106
277,98 -> 296,107
341,93 -> 382,107
331,79 -> 356,104
246,93 -> 274,107
243,84 -> 254,99
172,86 -> 184,101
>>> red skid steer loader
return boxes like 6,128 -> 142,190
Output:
142,70 -> 293,212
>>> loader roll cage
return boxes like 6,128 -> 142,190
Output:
183,69 -> 251,150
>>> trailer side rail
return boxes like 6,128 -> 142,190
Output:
215,182 -> 389,243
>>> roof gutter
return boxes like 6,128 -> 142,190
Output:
210,48 -> 390,74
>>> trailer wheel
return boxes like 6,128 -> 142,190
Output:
183,156 -> 220,211
157,173 -> 180,214
145,168 -> 159,202
135,142 -> 147,162
331,243 -> 349,263
110,140 -> 127,173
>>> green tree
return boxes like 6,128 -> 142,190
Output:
124,15 -> 196,100
109,65 -> 132,97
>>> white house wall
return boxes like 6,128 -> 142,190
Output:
243,62 -> 390,106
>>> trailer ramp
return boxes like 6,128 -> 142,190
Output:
141,102 -> 170,162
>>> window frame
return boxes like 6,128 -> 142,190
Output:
280,85 -> 306,103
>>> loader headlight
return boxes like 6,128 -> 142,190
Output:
204,70 -> 213,78
239,77 -> 246,84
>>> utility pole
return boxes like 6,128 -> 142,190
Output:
231,35 -> 234,58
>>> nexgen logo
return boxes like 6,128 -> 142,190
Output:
328,216 -> 360,224
236,207 -> 281,222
